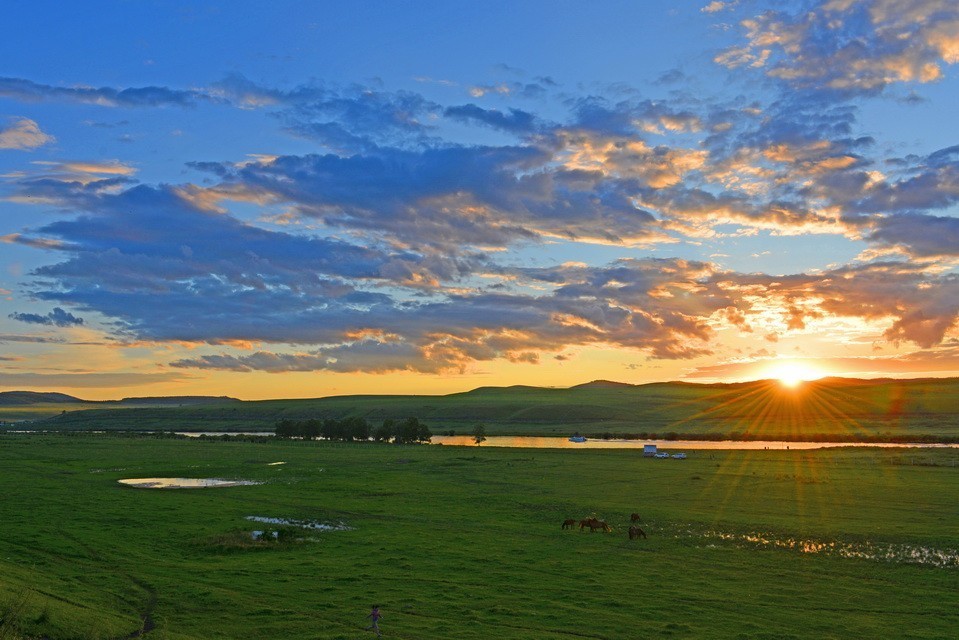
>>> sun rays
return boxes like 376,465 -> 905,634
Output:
666,377 -> 917,528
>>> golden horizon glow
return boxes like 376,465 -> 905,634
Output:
761,360 -> 830,389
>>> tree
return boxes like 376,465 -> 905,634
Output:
345,417 -> 370,442
390,417 -> 432,444
472,423 -> 487,446
274,419 -> 296,438
373,419 -> 395,443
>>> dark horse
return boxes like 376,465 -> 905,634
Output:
580,518 -> 611,533
562,519 -> 576,530
630,513 -> 642,522
628,525 -> 647,540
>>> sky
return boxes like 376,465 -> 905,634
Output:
1,0 -> 958,400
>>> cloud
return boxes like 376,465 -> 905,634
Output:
801,144 -> 959,220
0,117 -> 54,150
717,0 -> 959,96
4,69 -> 959,377
281,86 -> 442,152
5,75 -> 952,255
701,1 -> 737,14
867,213 -> 959,257
9,307 -> 84,327
0,77 -> 206,107
13,163 -> 959,371
164,256 -> 959,374
0,372 -> 186,388
171,340 -> 428,374
0,334 -> 66,344
686,347 -> 959,380
166,258 -> 733,373
444,104 -> 539,134
193,143 -> 666,251
717,261 -> 959,348
1,234 -> 72,250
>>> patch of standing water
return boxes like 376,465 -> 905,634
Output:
251,530 -> 279,541
691,529 -> 958,568
246,515 -> 353,531
118,478 -> 262,489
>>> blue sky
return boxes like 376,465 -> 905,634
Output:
2,0 -> 958,399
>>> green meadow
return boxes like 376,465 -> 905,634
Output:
0,434 -> 956,639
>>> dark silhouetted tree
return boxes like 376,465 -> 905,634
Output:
472,423 -> 487,446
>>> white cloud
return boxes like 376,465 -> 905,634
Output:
0,117 -> 54,150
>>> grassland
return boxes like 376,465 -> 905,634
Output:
0,434 -> 956,639
10,377 -> 959,443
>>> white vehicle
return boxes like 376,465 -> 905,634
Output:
672,452 -> 687,459
654,452 -> 670,458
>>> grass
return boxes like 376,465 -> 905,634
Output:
0,434 -> 956,639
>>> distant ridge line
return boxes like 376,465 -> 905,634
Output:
2,376 -> 956,405
0,391 -> 83,405
0,391 -> 239,406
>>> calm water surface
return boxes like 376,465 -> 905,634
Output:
128,431 -> 959,450
117,477 -> 261,489
430,436 -> 959,450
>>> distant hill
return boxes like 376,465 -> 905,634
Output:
117,395 -> 240,406
0,391 -> 239,407
571,379 -> 638,390
12,376 -> 958,442
0,391 -> 85,405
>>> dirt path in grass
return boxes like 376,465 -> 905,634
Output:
120,577 -> 157,638
59,531 -> 158,639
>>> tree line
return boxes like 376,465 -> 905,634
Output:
273,416 -> 433,444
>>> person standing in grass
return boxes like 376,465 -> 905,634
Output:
365,604 -> 382,636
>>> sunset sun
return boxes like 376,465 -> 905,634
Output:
764,361 -> 828,389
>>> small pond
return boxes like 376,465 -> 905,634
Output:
118,477 -> 262,489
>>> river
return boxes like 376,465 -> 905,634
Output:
429,435 -> 959,450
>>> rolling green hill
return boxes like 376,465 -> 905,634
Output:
0,391 -> 84,405
6,377 -> 958,441
0,393 -> 240,423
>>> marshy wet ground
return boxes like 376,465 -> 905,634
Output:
685,528 -> 959,568
245,515 -> 353,531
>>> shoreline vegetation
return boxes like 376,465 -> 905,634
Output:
3,429 -> 958,445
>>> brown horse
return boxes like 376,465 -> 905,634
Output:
562,519 -> 576,530
628,525 -> 647,539
580,517 -> 611,533
630,513 -> 642,522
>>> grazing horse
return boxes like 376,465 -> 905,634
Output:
580,517 -> 611,533
628,525 -> 647,540
630,513 -> 642,522
562,519 -> 576,530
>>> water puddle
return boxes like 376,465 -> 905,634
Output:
245,515 -> 353,531
251,530 -> 279,541
691,529 -> 958,568
118,477 -> 262,489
